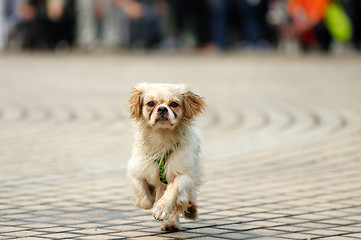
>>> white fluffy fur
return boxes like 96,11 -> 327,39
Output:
126,83 -> 205,231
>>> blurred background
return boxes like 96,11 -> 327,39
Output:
0,0 -> 360,54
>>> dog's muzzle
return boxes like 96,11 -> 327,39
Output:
155,105 -> 170,122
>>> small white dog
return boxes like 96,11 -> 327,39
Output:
126,83 -> 206,231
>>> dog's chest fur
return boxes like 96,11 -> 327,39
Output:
129,125 -> 201,187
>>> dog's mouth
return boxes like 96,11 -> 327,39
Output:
156,116 -> 169,123
154,115 -> 175,127
152,112 -> 175,128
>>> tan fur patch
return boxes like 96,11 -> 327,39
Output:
183,91 -> 206,121
127,88 -> 143,121
183,202 -> 198,220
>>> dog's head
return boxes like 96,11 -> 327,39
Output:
127,83 -> 205,129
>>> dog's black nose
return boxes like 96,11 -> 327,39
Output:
157,106 -> 168,115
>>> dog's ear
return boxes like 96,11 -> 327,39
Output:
127,88 -> 143,121
183,91 -> 206,121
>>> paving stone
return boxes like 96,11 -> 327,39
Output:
278,232 -> 321,239
215,232 -> 253,239
2,231 -> 45,238
20,238 -> 50,240
325,237 -> 361,240
346,233 -> 361,238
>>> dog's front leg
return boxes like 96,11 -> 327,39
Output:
129,176 -> 155,210
153,174 -> 192,221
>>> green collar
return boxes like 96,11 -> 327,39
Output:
155,142 -> 179,184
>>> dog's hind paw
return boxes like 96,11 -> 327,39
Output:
183,202 -> 198,220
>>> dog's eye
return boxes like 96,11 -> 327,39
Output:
170,102 -> 179,108
147,101 -> 155,107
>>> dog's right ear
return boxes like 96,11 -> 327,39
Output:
127,88 -> 143,121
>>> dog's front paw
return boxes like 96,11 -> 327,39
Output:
153,201 -> 171,221
161,222 -> 180,232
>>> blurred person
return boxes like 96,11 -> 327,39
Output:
350,0 -> 361,51
17,0 -> 45,49
0,1 -> 9,50
76,1 -> 98,49
211,0 -> 260,50
266,0 -> 288,46
77,1 -> 126,50
286,0 -> 332,52
46,0 -> 76,49
167,0 -> 212,50
115,0 -> 164,49
17,0 -> 76,50
0,0 -> 22,50
345,0 -> 361,51
211,0 -> 276,51
253,0 -> 279,48
0,2 -> 2,50
93,0 -> 105,41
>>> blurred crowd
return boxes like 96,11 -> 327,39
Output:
0,0 -> 360,53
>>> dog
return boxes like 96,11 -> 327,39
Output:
126,83 -> 206,231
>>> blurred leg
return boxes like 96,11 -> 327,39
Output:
314,21 -> 332,52
351,0 -> 361,50
167,0 -> 186,44
193,0 -> 212,47
211,0 -> 228,49
76,0 -> 96,49
237,0 -> 259,45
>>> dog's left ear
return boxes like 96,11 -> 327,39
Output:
127,88 -> 143,121
183,91 -> 206,121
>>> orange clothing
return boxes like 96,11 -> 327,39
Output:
288,0 -> 329,23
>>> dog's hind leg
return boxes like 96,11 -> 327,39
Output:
129,177 -> 155,210
183,189 -> 198,220
183,201 -> 198,220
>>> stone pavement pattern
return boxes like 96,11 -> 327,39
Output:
0,54 -> 361,239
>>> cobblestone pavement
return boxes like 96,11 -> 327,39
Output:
1,53 -> 361,239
